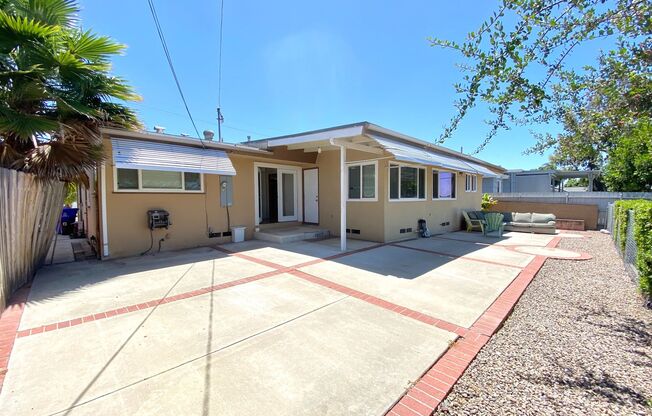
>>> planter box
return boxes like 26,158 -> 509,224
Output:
556,218 -> 585,231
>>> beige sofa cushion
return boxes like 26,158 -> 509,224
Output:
532,213 -> 556,223
513,212 -> 532,223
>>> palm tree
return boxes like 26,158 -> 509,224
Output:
0,0 -> 140,309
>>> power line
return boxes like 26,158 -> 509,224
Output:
146,0 -> 205,148
216,0 -> 225,142
218,0 -> 225,107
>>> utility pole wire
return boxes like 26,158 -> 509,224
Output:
216,0 -> 225,143
218,0 -> 225,107
147,0 -> 205,148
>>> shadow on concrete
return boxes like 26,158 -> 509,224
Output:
23,247 -> 228,307
222,232 -> 513,280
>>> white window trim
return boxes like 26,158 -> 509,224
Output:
465,174 -> 478,192
346,161 -> 378,202
432,169 -> 457,201
388,162 -> 427,202
113,166 -> 205,193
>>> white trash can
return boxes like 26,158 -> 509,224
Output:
230,226 -> 246,243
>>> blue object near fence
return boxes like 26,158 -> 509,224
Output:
58,208 -> 78,234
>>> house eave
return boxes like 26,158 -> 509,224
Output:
100,127 -> 272,155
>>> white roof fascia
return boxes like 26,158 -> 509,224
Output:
264,125 -> 365,147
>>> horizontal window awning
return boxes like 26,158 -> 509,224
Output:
111,138 -> 236,176
371,135 -> 500,178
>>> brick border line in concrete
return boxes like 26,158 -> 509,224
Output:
0,284 -> 30,393
289,269 -> 468,337
384,237 -> 562,415
215,243 -> 469,336
389,243 -> 524,270
13,242 -> 387,340
15,269 -> 284,338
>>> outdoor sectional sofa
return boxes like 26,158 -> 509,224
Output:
463,211 -> 557,234
501,212 -> 556,234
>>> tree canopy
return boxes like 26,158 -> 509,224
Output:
431,0 -> 651,152
0,0 -> 140,183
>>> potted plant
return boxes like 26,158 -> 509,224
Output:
481,193 -> 498,211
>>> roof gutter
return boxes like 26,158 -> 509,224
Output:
100,127 -> 272,155
363,123 -> 506,173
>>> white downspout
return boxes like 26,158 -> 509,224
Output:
100,163 -> 109,258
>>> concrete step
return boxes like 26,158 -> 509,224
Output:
254,227 -> 330,244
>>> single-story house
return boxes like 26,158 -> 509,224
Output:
78,122 -> 506,259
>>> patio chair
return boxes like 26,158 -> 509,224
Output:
481,212 -> 505,238
462,210 -> 484,232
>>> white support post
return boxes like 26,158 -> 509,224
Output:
100,163 -> 109,258
339,144 -> 347,251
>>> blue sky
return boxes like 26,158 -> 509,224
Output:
80,1 -> 610,169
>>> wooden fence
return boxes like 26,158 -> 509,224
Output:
0,168 -> 65,310
491,192 -> 652,229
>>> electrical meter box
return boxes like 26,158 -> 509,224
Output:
220,176 -> 233,207
147,209 -> 170,229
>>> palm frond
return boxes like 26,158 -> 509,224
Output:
66,30 -> 125,61
0,106 -> 60,140
19,140 -> 103,184
0,9 -> 59,52
10,0 -> 79,27
1,0 -> 141,181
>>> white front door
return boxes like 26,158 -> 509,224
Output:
303,168 -> 319,224
278,169 -> 298,222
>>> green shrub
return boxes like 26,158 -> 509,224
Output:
614,200 -> 652,298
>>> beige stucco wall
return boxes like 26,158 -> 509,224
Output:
383,171 -> 482,242
99,135 -> 486,258
101,137 -> 315,259
315,150 -> 386,243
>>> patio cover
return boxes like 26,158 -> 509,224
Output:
111,138 -> 236,175
370,135 -> 500,178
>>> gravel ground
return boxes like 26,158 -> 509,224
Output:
436,232 -> 652,416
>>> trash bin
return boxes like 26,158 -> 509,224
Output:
230,226 -> 246,243
59,208 -> 78,235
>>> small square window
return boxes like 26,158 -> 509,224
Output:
184,172 -> 201,190
116,168 -> 139,190
347,163 -> 376,200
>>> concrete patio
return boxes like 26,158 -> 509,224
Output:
0,231 -> 588,415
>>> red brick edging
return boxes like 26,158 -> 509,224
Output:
384,236 -> 562,415
0,285 -> 30,392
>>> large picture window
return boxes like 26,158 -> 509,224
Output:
465,174 -> 478,192
347,162 -> 377,200
115,168 -> 204,192
433,170 -> 456,199
389,164 -> 426,201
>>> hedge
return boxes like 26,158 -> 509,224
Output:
614,200 -> 652,298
